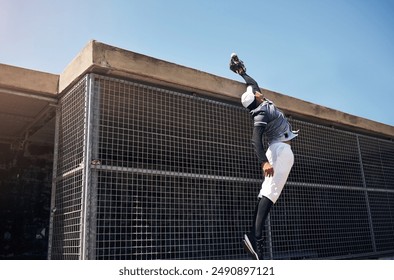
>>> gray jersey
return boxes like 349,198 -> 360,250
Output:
250,99 -> 298,164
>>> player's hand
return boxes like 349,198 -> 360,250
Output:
262,162 -> 274,177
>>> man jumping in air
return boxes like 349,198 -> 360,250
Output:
230,53 -> 298,260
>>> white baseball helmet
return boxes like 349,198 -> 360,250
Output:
241,86 -> 255,108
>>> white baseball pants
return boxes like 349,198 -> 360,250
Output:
258,142 -> 294,204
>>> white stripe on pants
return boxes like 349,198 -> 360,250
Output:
258,142 -> 294,204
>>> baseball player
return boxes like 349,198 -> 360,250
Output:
230,53 -> 298,260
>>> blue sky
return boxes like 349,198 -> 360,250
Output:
1,0 -> 394,126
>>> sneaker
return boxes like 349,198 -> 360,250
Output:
243,233 -> 264,260
229,53 -> 246,74
243,234 -> 258,260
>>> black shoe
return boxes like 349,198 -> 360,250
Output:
229,53 -> 246,74
243,233 -> 264,260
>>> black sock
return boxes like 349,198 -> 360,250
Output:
252,196 -> 273,240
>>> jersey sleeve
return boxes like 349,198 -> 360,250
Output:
251,112 -> 269,164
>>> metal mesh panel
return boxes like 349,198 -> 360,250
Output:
270,183 -> 373,259
266,121 -> 373,259
94,77 -> 256,259
95,171 -> 254,259
289,120 -> 363,186
97,78 -> 255,178
50,74 -> 394,260
56,80 -> 87,176
359,136 -> 394,253
49,77 -> 88,259
50,171 -> 83,259
368,191 -> 394,252
359,136 -> 394,191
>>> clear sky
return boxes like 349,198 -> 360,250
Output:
1,0 -> 394,126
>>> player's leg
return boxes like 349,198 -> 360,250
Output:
243,196 -> 273,259
259,142 -> 294,203
252,196 -> 273,240
243,147 -> 274,260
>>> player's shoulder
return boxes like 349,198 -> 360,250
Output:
251,105 -> 268,119
252,100 -> 270,113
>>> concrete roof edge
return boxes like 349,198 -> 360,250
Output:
0,63 -> 59,96
263,89 -> 394,139
59,40 -> 394,139
89,41 -> 245,98
58,40 -> 96,93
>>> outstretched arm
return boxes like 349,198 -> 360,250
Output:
229,54 -> 262,94
240,73 -> 261,94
